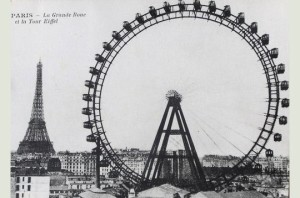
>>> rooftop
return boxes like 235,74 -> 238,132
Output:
79,188 -> 116,198
50,185 -> 68,191
138,183 -> 190,198
191,191 -> 223,198
219,191 -> 267,198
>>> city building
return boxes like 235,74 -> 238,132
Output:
46,149 -> 148,178
122,156 -> 146,175
14,175 -> 50,198
256,156 -> 289,173
10,146 -> 290,198
272,156 -> 289,173
49,185 -> 68,198
202,155 -> 240,167
99,165 -> 114,178
57,151 -> 96,176
66,175 -> 96,190
100,148 -> 149,178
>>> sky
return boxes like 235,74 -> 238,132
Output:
11,0 -> 289,157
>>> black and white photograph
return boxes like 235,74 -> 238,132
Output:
7,0 -> 294,197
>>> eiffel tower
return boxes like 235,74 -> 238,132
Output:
17,60 -> 55,154
141,90 -> 208,191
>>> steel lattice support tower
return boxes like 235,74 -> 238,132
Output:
141,90 -> 208,191
17,60 -> 55,154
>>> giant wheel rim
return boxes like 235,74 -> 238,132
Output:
84,2 -> 284,190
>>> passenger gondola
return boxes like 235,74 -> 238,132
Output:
265,149 -> 273,157
178,0 -> 186,12
208,1 -> 216,13
89,67 -> 100,75
103,42 -> 112,51
112,31 -> 122,41
274,133 -> 282,142
82,94 -> 92,102
163,2 -> 172,13
85,80 -> 95,88
279,116 -> 287,125
236,12 -> 245,24
193,0 -> 201,11
149,6 -> 158,18
270,48 -> 279,59
281,98 -> 289,108
95,54 -> 105,62
86,134 -> 96,142
82,108 -> 92,116
83,121 -> 93,129
280,81 -> 289,90
222,5 -> 231,18
261,34 -> 269,45
277,63 -> 285,74
123,21 -> 133,31
249,22 -> 257,34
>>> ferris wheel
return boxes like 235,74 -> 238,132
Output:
82,0 -> 289,191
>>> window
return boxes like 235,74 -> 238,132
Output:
16,185 -> 19,191
16,177 -> 20,183
16,193 -> 19,198
22,185 -> 24,189
27,185 -> 31,191
22,177 -> 24,182
28,177 -> 31,183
